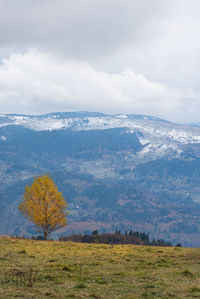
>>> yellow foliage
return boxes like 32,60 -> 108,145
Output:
18,174 -> 68,239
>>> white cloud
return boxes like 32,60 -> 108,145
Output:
0,1 -> 200,122
0,0 -> 170,59
0,50 -> 199,123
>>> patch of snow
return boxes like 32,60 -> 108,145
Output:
0,123 -> 13,128
117,114 -> 128,119
0,135 -> 7,141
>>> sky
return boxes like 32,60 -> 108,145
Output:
0,0 -> 200,123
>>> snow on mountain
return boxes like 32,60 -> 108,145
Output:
0,135 -> 6,141
1,112 -> 200,159
1,112 -> 200,246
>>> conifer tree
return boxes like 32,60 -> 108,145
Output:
18,174 -> 68,240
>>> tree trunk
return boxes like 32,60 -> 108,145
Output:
44,230 -> 47,240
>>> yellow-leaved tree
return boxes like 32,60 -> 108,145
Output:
18,174 -> 68,240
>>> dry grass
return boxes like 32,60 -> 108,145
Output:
0,236 -> 199,298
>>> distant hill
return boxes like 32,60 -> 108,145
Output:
0,112 -> 200,246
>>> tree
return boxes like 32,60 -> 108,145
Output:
18,174 -> 68,240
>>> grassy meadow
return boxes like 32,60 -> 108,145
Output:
0,237 -> 199,298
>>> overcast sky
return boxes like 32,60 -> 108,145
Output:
0,0 -> 200,123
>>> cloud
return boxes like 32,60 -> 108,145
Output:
0,50 -> 199,123
1,0 -> 200,91
1,1 -> 200,122
0,0 -> 171,60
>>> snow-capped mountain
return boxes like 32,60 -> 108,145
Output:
0,112 -> 200,246
1,112 -> 200,160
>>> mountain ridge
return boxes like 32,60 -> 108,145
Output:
0,112 -> 200,246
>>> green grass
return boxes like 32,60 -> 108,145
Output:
0,237 -> 199,298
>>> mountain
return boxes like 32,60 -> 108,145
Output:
0,112 -> 200,246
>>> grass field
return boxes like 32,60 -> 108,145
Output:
0,237 -> 199,298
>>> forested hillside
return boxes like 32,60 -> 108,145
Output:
0,112 -> 200,246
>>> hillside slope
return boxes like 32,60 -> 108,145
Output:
0,112 -> 200,246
